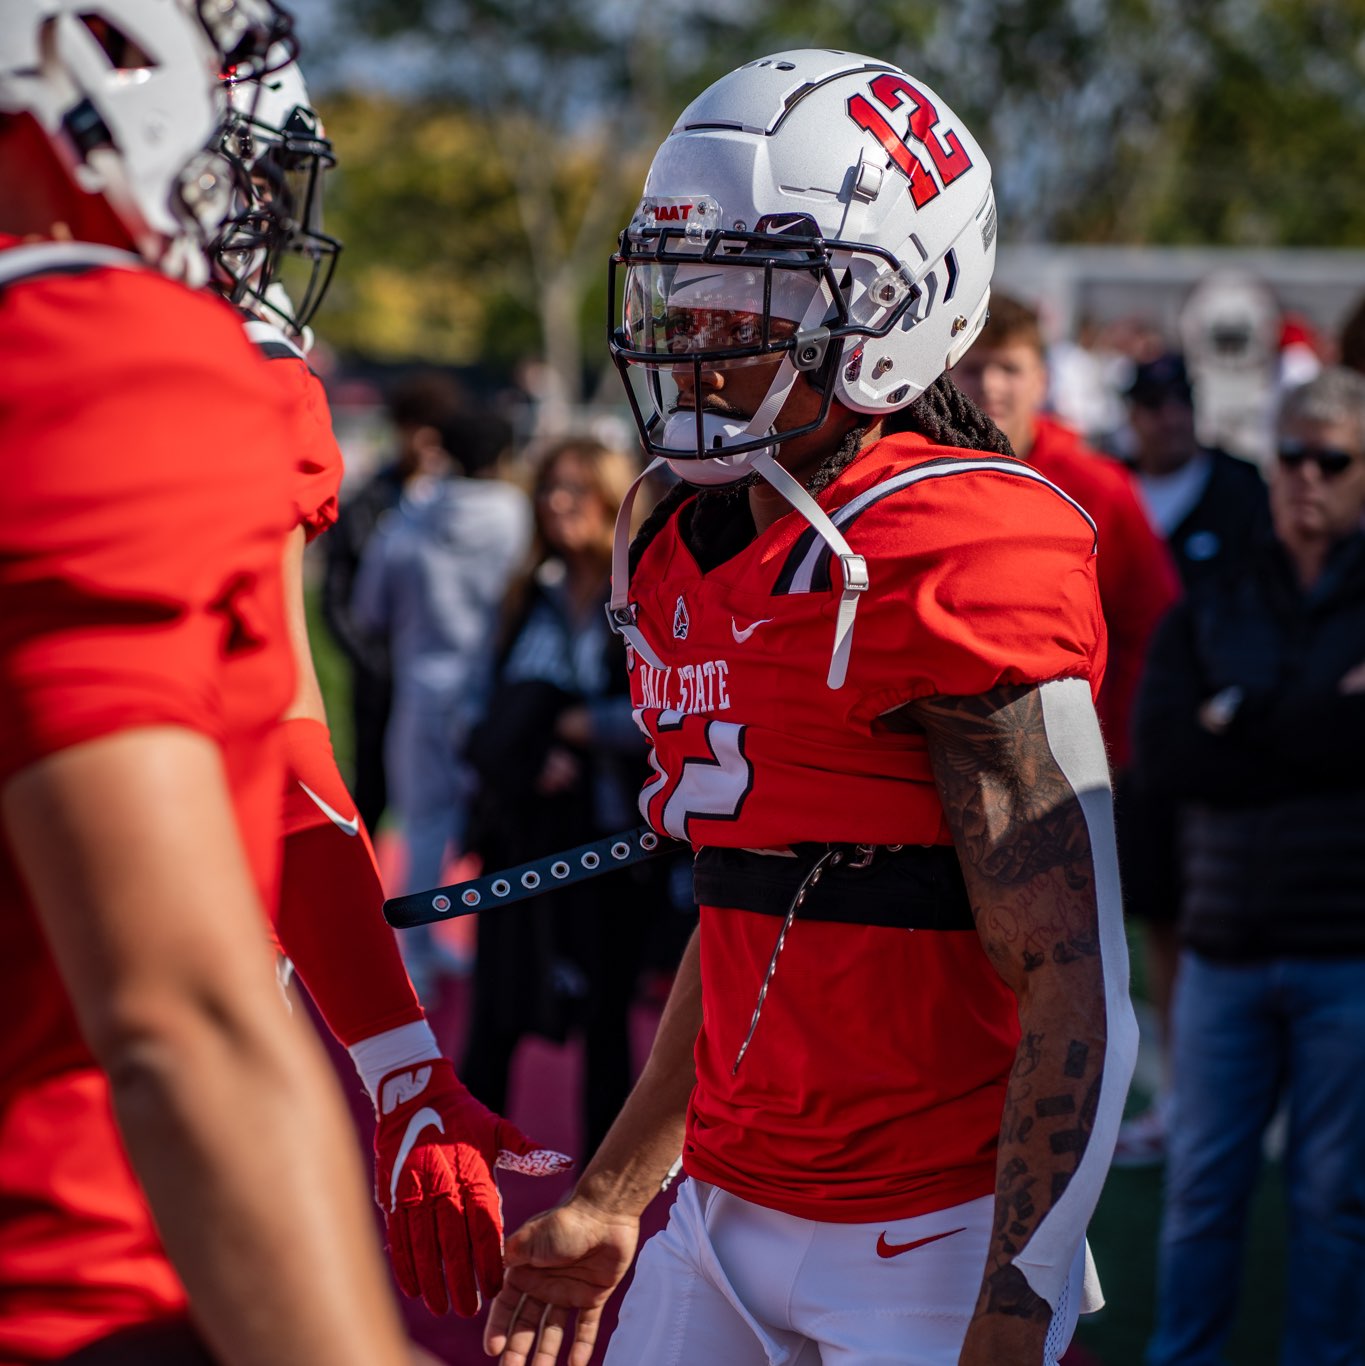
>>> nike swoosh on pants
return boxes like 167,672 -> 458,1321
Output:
875,1226 -> 967,1259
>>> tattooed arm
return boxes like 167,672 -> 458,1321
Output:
906,676 -> 1138,1364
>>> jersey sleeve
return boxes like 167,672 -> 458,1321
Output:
258,350 -> 343,542
275,718 -> 424,1046
0,268 -> 296,784
868,466 -> 1107,705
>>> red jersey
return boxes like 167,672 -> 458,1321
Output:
0,241 -> 296,1361
242,318 -> 342,541
627,432 -> 1106,1222
241,314 -> 424,1050
1026,414 -> 1178,768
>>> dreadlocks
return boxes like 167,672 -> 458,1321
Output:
882,371 -> 1015,457
629,373 -> 1015,573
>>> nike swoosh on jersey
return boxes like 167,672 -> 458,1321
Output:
390,1106 -> 446,1212
875,1226 -> 967,1259
298,781 -> 360,836
730,616 -> 773,643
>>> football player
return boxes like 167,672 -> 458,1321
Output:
0,3 -> 418,1362
213,55 -> 569,1318
485,50 -> 1139,1366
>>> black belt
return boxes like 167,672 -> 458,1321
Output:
693,843 -> 975,931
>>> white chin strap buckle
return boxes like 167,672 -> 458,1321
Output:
659,410 -> 772,487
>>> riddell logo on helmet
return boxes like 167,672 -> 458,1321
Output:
653,204 -> 697,222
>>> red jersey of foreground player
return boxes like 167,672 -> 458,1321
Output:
1026,413 -> 1178,768
243,318 -> 342,543
629,431 -> 1106,1221
0,242 -> 296,1362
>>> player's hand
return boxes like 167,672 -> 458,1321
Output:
373,1059 -> 571,1317
483,1198 -> 641,1366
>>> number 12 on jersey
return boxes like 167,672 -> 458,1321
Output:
638,712 -> 754,841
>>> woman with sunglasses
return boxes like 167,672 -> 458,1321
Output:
1135,365 -> 1365,1366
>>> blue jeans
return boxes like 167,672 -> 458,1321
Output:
1147,952 -> 1365,1366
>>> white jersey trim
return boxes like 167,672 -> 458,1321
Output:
1012,677 -> 1138,1310
0,241 -> 144,288
779,456 -> 1099,596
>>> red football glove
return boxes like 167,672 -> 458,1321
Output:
372,1059 -> 571,1316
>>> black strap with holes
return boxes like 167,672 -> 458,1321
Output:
382,824 -> 680,928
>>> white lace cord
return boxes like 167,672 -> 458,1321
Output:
606,455 -> 670,669
732,846 -> 845,1075
612,277 -> 868,689
750,453 -> 868,689
740,278 -> 869,690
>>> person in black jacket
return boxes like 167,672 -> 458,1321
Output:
1114,352 -> 1272,1166
1137,367 -> 1365,1366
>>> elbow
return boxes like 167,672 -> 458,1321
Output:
85,987 -> 289,1119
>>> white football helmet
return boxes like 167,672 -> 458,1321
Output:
605,52 -> 996,690
609,49 -> 996,483
215,48 -> 340,337
0,0 -> 292,283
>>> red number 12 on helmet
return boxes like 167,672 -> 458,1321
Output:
846,73 -> 974,209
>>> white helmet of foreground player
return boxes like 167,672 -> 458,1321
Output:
0,0 -> 294,284
216,48 -> 340,339
609,49 -> 997,485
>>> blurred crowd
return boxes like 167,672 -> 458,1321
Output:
317,276 -> 1365,1362
318,374 -> 696,1156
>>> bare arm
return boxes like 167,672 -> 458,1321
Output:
2,728 -> 412,1366
485,924 -> 702,1366
281,524 -> 329,724
908,679 -> 1137,1363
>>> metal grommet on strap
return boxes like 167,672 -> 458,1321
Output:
610,842 -> 630,860
432,894 -> 452,913
640,832 -> 659,851
551,861 -> 570,879
491,878 -> 511,897
461,889 -> 480,908
582,851 -> 600,870
521,871 -> 541,890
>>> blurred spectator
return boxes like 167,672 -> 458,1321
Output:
947,293 -> 1180,769
1338,290 -> 1365,377
460,437 -> 679,1158
1114,353 -> 1272,1165
350,405 -> 532,999
1278,314 -> 1325,392
1136,367 -> 1365,1365
322,370 -> 469,833
1048,315 -> 1134,452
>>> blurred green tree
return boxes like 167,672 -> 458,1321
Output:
314,0 -> 1365,398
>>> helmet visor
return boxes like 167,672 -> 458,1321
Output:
622,260 -> 822,359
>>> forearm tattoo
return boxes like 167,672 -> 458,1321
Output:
908,683 -> 1109,1325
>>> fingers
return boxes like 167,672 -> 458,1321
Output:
486,1292 -> 575,1366
386,1209 -> 420,1302
483,1286 -> 525,1359
406,1202 -> 452,1316
437,1196 -> 491,1317
567,1304 -> 605,1366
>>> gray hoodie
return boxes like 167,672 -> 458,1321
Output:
351,473 -> 532,719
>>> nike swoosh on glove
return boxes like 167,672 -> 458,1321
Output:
373,1059 -> 571,1315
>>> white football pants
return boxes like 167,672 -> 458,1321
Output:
605,1180 -> 1085,1366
